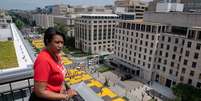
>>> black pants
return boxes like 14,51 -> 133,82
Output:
29,92 -> 60,101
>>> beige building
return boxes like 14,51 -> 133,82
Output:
52,4 -> 74,15
114,0 -> 148,19
54,15 -> 75,37
75,14 -> 118,54
73,5 -> 113,14
113,12 -> 201,88
148,0 -> 201,12
32,14 -> 54,29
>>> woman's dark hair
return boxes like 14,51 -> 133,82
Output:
44,27 -> 65,46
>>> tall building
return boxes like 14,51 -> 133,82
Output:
113,12 -> 201,88
73,5 -> 113,14
0,10 -> 13,40
114,0 -> 148,19
32,14 -> 54,28
52,4 -> 74,15
75,14 -> 118,54
149,0 -> 201,12
54,15 -> 75,37
180,0 -> 201,12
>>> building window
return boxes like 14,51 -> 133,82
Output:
162,36 -> 165,41
196,82 -> 201,88
188,79 -> 192,85
194,53 -> 199,59
138,60 -> 140,65
166,45 -> 170,50
183,59 -> 188,65
149,57 -> 152,62
165,52 -> 168,57
152,35 -> 155,40
175,38 -> 179,44
150,50 -> 153,55
163,67 -> 166,72
185,51 -> 190,57
173,46 -> 177,52
145,41 -> 148,46
172,54 -> 176,60
133,58 -> 136,63
151,43 -> 154,48
134,52 -> 136,56
190,71 -> 194,77
187,42 -> 192,48
199,73 -> 201,80
168,37 -> 171,42
181,68 -> 186,74
164,59 -> 167,65
159,51 -> 163,56
158,58 -> 161,63
197,31 -> 201,41
157,65 -> 160,70
196,43 -> 201,50
141,33 -> 144,38
192,62 -> 197,68
180,76 -> 184,81
139,54 -> 141,58
148,64 -> 151,69
188,30 -> 196,39
169,69 -> 173,74
160,43 -> 164,48
146,34 -> 149,39
171,62 -> 174,67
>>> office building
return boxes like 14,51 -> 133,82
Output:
113,12 -> 201,88
75,14 -> 118,54
32,14 -> 54,28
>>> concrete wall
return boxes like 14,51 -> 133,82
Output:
144,12 -> 201,27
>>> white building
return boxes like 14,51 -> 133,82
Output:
114,0 -> 148,19
52,4 -> 74,15
32,14 -> 54,29
113,12 -> 201,88
75,14 -> 118,54
156,3 -> 184,12
73,5 -> 113,14
54,15 -> 76,37
0,10 -> 13,40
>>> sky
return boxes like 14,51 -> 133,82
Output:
0,0 -> 153,10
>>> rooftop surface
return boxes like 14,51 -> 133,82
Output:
0,41 -> 18,69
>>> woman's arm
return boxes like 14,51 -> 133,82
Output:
34,81 -> 76,100
34,81 -> 67,100
60,82 -> 66,94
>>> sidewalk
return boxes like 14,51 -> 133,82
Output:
91,69 -> 176,101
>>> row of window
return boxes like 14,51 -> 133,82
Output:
78,19 -> 116,23
180,76 -> 201,88
117,23 -> 168,34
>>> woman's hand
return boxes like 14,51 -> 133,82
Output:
66,89 -> 77,97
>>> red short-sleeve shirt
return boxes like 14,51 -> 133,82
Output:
34,49 -> 65,93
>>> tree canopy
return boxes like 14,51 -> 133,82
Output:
172,83 -> 201,101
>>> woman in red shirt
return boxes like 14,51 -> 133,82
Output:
29,27 -> 76,101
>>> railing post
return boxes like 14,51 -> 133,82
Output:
27,79 -> 32,94
9,83 -> 14,101
20,89 -> 24,101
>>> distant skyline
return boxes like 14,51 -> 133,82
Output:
0,0 -> 153,10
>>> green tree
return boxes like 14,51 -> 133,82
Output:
172,83 -> 201,101
15,19 -> 25,29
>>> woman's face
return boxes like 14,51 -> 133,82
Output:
48,35 -> 64,54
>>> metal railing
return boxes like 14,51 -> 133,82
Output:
0,77 -> 33,101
